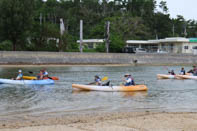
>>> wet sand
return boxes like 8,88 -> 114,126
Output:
0,112 -> 197,131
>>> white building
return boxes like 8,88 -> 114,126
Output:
76,39 -> 104,49
126,37 -> 197,54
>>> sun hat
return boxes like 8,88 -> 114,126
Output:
124,74 -> 131,77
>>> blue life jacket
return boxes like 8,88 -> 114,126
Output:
17,73 -> 23,80
125,77 -> 135,86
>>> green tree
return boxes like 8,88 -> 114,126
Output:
0,0 -> 35,51
159,1 -> 168,14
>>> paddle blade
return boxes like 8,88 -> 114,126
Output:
45,77 -> 59,80
51,77 -> 59,80
101,76 -> 108,81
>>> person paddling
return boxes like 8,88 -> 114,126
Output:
180,67 -> 186,75
168,70 -> 175,75
13,70 -> 23,80
37,70 -> 44,80
89,75 -> 102,85
124,74 -> 135,86
193,66 -> 197,76
42,68 -> 49,78
187,66 -> 197,73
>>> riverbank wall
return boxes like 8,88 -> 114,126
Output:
0,51 -> 197,65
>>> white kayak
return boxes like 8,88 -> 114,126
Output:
157,74 -> 175,79
72,84 -> 148,92
175,75 -> 197,80
0,79 -> 54,85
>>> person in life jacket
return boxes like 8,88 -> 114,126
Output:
124,74 -> 135,86
168,70 -> 175,75
42,68 -> 49,78
88,75 -> 102,85
187,65 -> 197,74
37,70 -> 44,80
193,66 -> 197,76
180,67 -> 186,75
94,75 -> 101,85
13,69 -> 23,80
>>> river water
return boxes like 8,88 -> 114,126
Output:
0,65 -> 197,120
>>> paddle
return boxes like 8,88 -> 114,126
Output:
88,76 -> 108,85
101,76 -> 108,81
28,71 -> 33,74
164,66 -> 176,75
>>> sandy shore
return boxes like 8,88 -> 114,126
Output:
0,112 -> 197,131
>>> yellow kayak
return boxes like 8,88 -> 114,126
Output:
23,76 -> 36,80
23,76 -> 59,80
72,84 -> 148,92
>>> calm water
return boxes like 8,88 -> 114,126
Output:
0,66 -> 197,120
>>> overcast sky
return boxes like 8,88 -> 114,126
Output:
156,0 -> 197,20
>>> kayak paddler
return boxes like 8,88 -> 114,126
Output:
37,70 -> 44,80
42,68 -> 49,78
187,65 -> 197,74
124,74 -> 135,86
180,67 -> 186,75
89,75 -> 102,85
168,70 -> 175,75
14,69 -> 23,80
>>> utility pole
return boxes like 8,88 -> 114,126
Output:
172,24 -> 175,37
184,25 -> 187,37
105,21 -> 110,53
40,13 -> 42,25
155,30 -> 158,40
59,18 -> 65,52
80,20 -> 83,53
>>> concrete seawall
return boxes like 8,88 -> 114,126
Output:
0,51 -> 197,65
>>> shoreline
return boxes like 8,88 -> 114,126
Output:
1,51 -> 197,66
0,112 -> 197,130
0,63 -> 195,67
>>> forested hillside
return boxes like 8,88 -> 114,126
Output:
0,0 -> 197,52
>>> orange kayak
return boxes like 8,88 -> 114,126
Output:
72,84 -> 147,92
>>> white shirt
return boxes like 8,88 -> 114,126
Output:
126,77 -> 132,83
43,71 -> 48,76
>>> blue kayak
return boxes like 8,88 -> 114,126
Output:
0,79 -> 54,85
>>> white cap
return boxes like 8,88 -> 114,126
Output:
18,70 -> 22,73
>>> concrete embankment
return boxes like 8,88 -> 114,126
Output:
0,51 -> 197,65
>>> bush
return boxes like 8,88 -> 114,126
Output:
96,43 -> 105,52
109,34 -> 125,53
83,48 -> 97,52
0,40 -> 12,51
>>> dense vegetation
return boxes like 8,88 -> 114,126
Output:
0,0 -> 197,52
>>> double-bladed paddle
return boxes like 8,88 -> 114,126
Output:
28,71 -> 59,80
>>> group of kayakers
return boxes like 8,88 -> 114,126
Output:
91,74 -> 135,86
13,68 -> 49,80
168,66 -> 197,76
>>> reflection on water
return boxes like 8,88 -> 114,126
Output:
72,90 -> 148,98
0,66 -> 197,120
